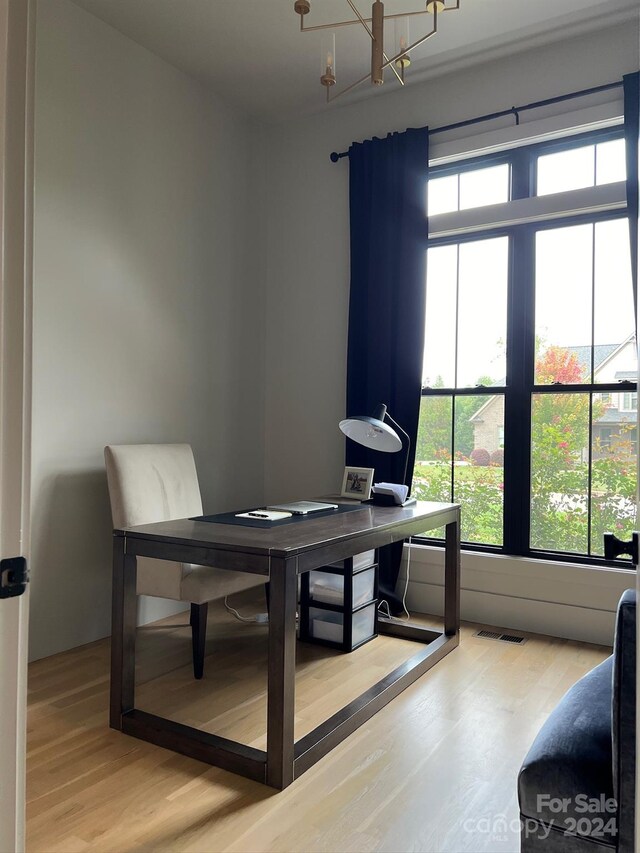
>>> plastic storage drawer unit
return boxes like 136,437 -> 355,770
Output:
299,550 -> 378,652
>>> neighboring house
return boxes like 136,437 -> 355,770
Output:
469,395 -> 505,454
469,336 -> 637,454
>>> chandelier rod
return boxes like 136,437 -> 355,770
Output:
344,0 -> 405,87
329,80 -> 624,162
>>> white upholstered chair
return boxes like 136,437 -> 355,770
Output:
104,443 -> 265,679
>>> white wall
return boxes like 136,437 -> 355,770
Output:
30,0 -> 265,661
257,21 -> 639,506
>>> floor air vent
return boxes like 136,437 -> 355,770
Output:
475,629 -> 527,644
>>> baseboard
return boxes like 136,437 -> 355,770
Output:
399,544 -> 633,646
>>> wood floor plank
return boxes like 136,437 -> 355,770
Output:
27,595 -> 610,853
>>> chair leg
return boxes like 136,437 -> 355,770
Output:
190,602 -> 208,680
264,582 -> 270,615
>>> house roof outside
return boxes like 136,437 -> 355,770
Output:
596,408 -> 637,424
566,344 -> 619,377
469,337 -> 636,423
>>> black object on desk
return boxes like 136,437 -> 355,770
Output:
191,503 -> 366,528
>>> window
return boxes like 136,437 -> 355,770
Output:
537,138 -> 626,196
621,392 -> 637,412
415,128 -> 637,564
428,163 -> 510,215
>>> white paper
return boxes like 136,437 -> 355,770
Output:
235,509 -> 292,521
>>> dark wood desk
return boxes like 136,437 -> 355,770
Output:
110,500 -> 461,789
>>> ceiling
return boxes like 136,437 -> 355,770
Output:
71,0 -> 639,121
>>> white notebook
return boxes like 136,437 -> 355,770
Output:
266,500 -> 339,516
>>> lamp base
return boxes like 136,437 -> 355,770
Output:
367,494 -> 417,508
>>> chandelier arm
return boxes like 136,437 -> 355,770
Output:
380,12 -> 438,71
327,70 -> 371,103
302,16 -> 371,32
300,8 -> 438,34
345,0 -> 375,41
386,53 -> 405,86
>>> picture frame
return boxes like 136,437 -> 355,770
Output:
340,466 -> 375,500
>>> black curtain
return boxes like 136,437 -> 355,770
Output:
624,71 -> 639,315
345,127 -> 429,613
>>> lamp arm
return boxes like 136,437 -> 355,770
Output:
383,412 -> 412,490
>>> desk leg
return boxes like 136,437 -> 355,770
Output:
110,534 -> 137,730
266,559 -> 297,789
444,513 -> 461,637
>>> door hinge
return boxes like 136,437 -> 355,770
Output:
0,556 -> 29,598
603,532 -> 639,566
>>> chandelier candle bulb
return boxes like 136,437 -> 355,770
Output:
394,17 -> 411,75
320,32 -> 336,93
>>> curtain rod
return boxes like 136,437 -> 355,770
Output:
329,80 -> 623,162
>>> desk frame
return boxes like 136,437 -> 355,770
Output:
110,504 -> 460,790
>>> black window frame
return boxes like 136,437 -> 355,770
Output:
416,126 -> 636,569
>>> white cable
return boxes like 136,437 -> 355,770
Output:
401,542 -> 411,620
377,599 -> 392,618
377,542 -> 412,621
223,596 -> 268,624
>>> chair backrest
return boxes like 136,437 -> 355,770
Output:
104,443 -> 203,529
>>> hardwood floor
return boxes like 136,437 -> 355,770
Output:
26,594 -> 610,853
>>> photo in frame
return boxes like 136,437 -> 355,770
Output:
340,466 -> 375,500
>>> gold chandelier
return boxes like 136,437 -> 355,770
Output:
294,0 -> 461,102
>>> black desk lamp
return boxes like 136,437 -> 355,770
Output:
339,403 -> 416,507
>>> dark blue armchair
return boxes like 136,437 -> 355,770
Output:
518,589 -> 636,852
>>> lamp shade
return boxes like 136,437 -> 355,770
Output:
339,415 -> 402,453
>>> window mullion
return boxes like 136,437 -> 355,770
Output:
510,146 -> 531,200
452,245 -> 460,504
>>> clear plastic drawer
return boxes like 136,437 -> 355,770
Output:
309,602 -> 376,647
328,549 -> 376,572
309,566 -> 375,608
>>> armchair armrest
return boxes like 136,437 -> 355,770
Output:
613,588 -> 636,852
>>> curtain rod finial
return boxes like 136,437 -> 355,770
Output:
330,151 -> 340,162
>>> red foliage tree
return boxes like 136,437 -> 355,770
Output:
535,346 -> 586,384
